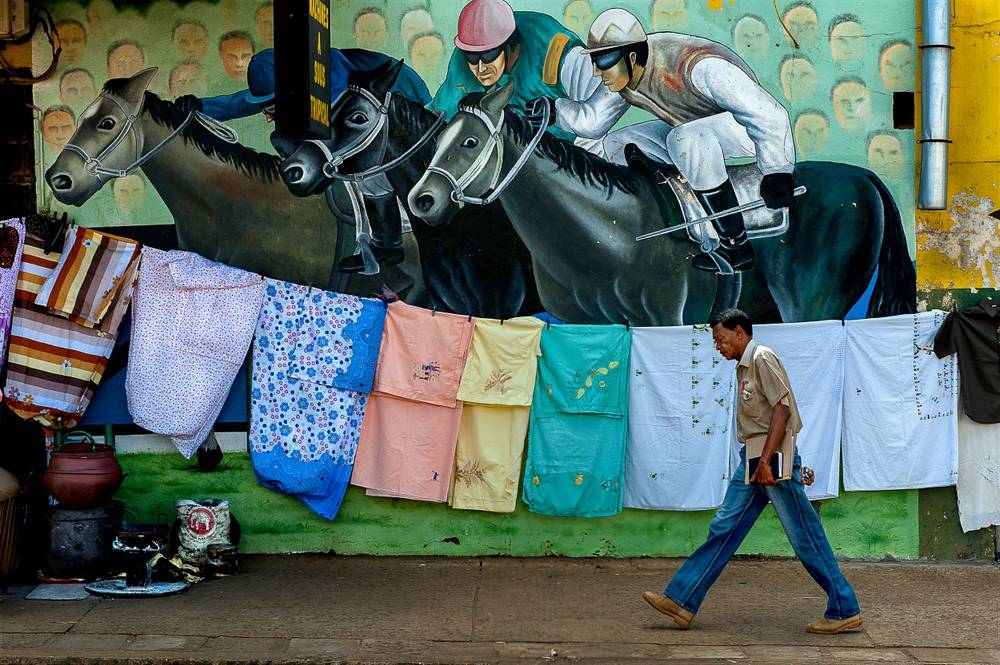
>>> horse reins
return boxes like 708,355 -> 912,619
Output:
64,92 -> 238,181
425,101 -> 549,207
306,85 -> 445,183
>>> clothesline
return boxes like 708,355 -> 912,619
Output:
0,218 -> 992,533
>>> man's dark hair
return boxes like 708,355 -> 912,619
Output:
42,104 -> 76,123
219,30 -> 255,52
355,6 -> 387,26
709,308 -> 752,336
173,18 -> 208,39
828,14 -> 861,39
60,67 -> 94,88
107,39 -> 144,64
408,30 -> 444,54
56,18 -> 87,39
880,38 -> 912,57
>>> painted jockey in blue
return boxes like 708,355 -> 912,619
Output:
181,48 -> 430,122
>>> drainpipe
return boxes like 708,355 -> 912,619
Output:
918,0 -> 952,210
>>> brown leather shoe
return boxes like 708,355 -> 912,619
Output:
806,614 -> 863,634
641,591 -> 694,629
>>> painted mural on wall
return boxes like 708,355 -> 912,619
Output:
34,0 -> 917,325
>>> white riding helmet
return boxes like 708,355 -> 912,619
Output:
581,8 -> 648,54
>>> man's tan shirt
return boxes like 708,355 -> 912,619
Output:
736,340 -> 802,481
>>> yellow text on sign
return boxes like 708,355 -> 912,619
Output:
309,0 -> 329,28
310,95 -> 329,127
314,60 -> 326,86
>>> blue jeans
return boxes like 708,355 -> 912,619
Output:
665,449 -> 860,620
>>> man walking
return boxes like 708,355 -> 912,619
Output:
643,309 -> 862,634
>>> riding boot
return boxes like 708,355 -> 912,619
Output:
690,179 -> 755,273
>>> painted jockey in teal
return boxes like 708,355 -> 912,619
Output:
430,0 -> 622,154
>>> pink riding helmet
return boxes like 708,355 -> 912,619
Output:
454,0 -> 516,52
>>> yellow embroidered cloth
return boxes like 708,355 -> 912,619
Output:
456,317 -> 543,407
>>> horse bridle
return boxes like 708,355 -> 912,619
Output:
63,92 -> 237,181
306,85 -> 446,183
425,100 -> 549,207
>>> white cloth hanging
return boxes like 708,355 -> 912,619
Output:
624,326 -> 736,511
956,408 -> 1000,533
751,320 -> 846,501
843,312 -> 959,491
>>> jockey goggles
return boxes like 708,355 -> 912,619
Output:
462,45 -> 504,65
590,48 -> 624,70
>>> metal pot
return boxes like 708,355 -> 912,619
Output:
44,503 -> 119,579
43,432 -> 123,508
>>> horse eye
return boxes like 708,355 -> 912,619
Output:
347,113 -> 368,125
97,117 -> 116,130
461,137 -> 479,148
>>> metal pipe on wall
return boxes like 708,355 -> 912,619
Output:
918,0 -> 952,210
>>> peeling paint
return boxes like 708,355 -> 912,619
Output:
918,192 -> 1000,289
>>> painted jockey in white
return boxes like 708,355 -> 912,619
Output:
579,8 -> 797,272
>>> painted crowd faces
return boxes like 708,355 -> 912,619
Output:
107,40 -> 144,79
831,78 -> 871,131
86,0 -> 113,37
733,15 -> 769,59
219,32 -> 254,81
173,19 -> 209,61
867,133 -> 904,178
59,68 -> 96,109
256,2 -> 274,47
880,40 -> 914,91
651,0 -> 688,31
354,8 -> 388,52
112,174 -> 147,215
41,106 -> 76,153
779,56 -> 817,102
400,7 -> 434,48
829,15 -> 865,63
782,3 -> 819,50
410,32 -> 446,85
563,0 -> 593,39
56,20 -> 87,66
794,110 -> 829,158
169,61 -> 208,98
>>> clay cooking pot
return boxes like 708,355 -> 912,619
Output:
43,437 -> 124,508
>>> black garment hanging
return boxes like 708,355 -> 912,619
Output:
934,297 -> 1000,423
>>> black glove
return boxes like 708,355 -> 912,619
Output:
174,94 -> 203,116
759,172 -> 795,209
525,96 -> 557,129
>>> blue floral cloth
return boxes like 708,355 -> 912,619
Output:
250,280 -> 386,519
522,324 -> 632,518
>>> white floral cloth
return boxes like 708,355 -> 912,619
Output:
126,248 -> 264,458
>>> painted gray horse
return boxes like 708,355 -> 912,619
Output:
272,60 -> 541,319
44,68 -> 423,298
408,83 -> 915,326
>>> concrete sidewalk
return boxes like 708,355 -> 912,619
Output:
1,556 -> 998,665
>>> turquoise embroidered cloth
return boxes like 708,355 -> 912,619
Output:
522,325 -> 631,517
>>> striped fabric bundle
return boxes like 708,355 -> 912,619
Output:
33,225 -> 140,328
4,230 -> 138,429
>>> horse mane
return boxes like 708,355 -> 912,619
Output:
458,92 -> 639,196
387,93 -> 439,138
102,82 -> 281,183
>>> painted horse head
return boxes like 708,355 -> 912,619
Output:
46,68 -> 158,207
408,82 -> 516,227
273,60 -> 406,197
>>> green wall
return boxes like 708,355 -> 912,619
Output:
117,452 -> 919,559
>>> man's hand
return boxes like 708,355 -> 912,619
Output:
760,172 -> 795,209
750,459 -> 779,485
525,96 -> 557,129
174,94 -> 203,116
